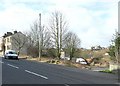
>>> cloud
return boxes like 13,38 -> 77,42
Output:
0,0 -> 119,48
0,4 -> 39,35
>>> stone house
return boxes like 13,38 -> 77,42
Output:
0,31 -> 27,56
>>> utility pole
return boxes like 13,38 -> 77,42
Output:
38,13 -> 41,61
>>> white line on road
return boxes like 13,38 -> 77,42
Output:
0,61 -> 4,64
7,64 -> 19,69
25,70 -> 48,80
64,84 -> 70,86
115,83 -> 120,85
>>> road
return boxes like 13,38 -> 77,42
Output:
0,57 -> 119,85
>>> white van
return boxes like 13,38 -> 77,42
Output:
4,50 -> 18,59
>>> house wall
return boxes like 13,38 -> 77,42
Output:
0,32 -> 28,56
11,32 -> 27,55
0,37 -> 4,56
0,37 -> 3,51
109,63 -> 120,71
4,36 -> 12,51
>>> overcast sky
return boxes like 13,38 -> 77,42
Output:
0,0 -> 118,49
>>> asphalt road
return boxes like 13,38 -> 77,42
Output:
0,57 -> 119,85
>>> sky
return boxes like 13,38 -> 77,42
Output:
0,0 -> 119,49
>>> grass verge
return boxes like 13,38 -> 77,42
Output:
99,69 -> 115,74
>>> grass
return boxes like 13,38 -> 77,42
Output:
99,69 -> 114,74
65,61 -> 77,68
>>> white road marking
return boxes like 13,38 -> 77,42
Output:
115,83 -> 120,85
64,84 -> 70,86
0,61 -> 4,64
25,70 -> 48,80
7,64 -> 19,69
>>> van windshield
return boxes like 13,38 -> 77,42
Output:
9,51 -> 17,54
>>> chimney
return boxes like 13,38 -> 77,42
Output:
4,33 -> 6,36
7,32 -> 12,35
14,31 -> 17,34
3,32 -> 12,38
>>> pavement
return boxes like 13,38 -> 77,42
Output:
90,67 -> 109,71
0,57 -> 119,85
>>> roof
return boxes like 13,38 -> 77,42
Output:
3,31 -> 24,38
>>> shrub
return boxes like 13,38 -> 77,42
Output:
100,70 -> 113,74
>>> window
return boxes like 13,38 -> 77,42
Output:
7,38 -> 9,42
9,51 -> 17,54
4,39 -> 6,43
7,45 -> 11,50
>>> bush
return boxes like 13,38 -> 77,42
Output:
47,48 -> 57,58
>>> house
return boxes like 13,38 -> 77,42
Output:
0,31 -> 27,56
91,45 -> 103,51
0,37 -> 3,51
0,37 -> 4,56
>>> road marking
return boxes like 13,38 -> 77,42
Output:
25,70 -> 48,80
7,64 -> 19,69
64,84 -> 70,86
92,70 -> 100,72
0,61 -> 4,64
115,83 -> 120,85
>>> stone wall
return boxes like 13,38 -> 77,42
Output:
0,51 -> 3,56
109,62 -> 120,71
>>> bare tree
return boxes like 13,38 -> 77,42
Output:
39,25 -> 51,57
25,31 -> 35,57
30,22 -> 39,47
64,31 -> 81,60
12,32 -> 27,55
49,11 -> 68,59
27,21 -> 51,57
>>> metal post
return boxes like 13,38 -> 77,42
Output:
39,13 -> 41,61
